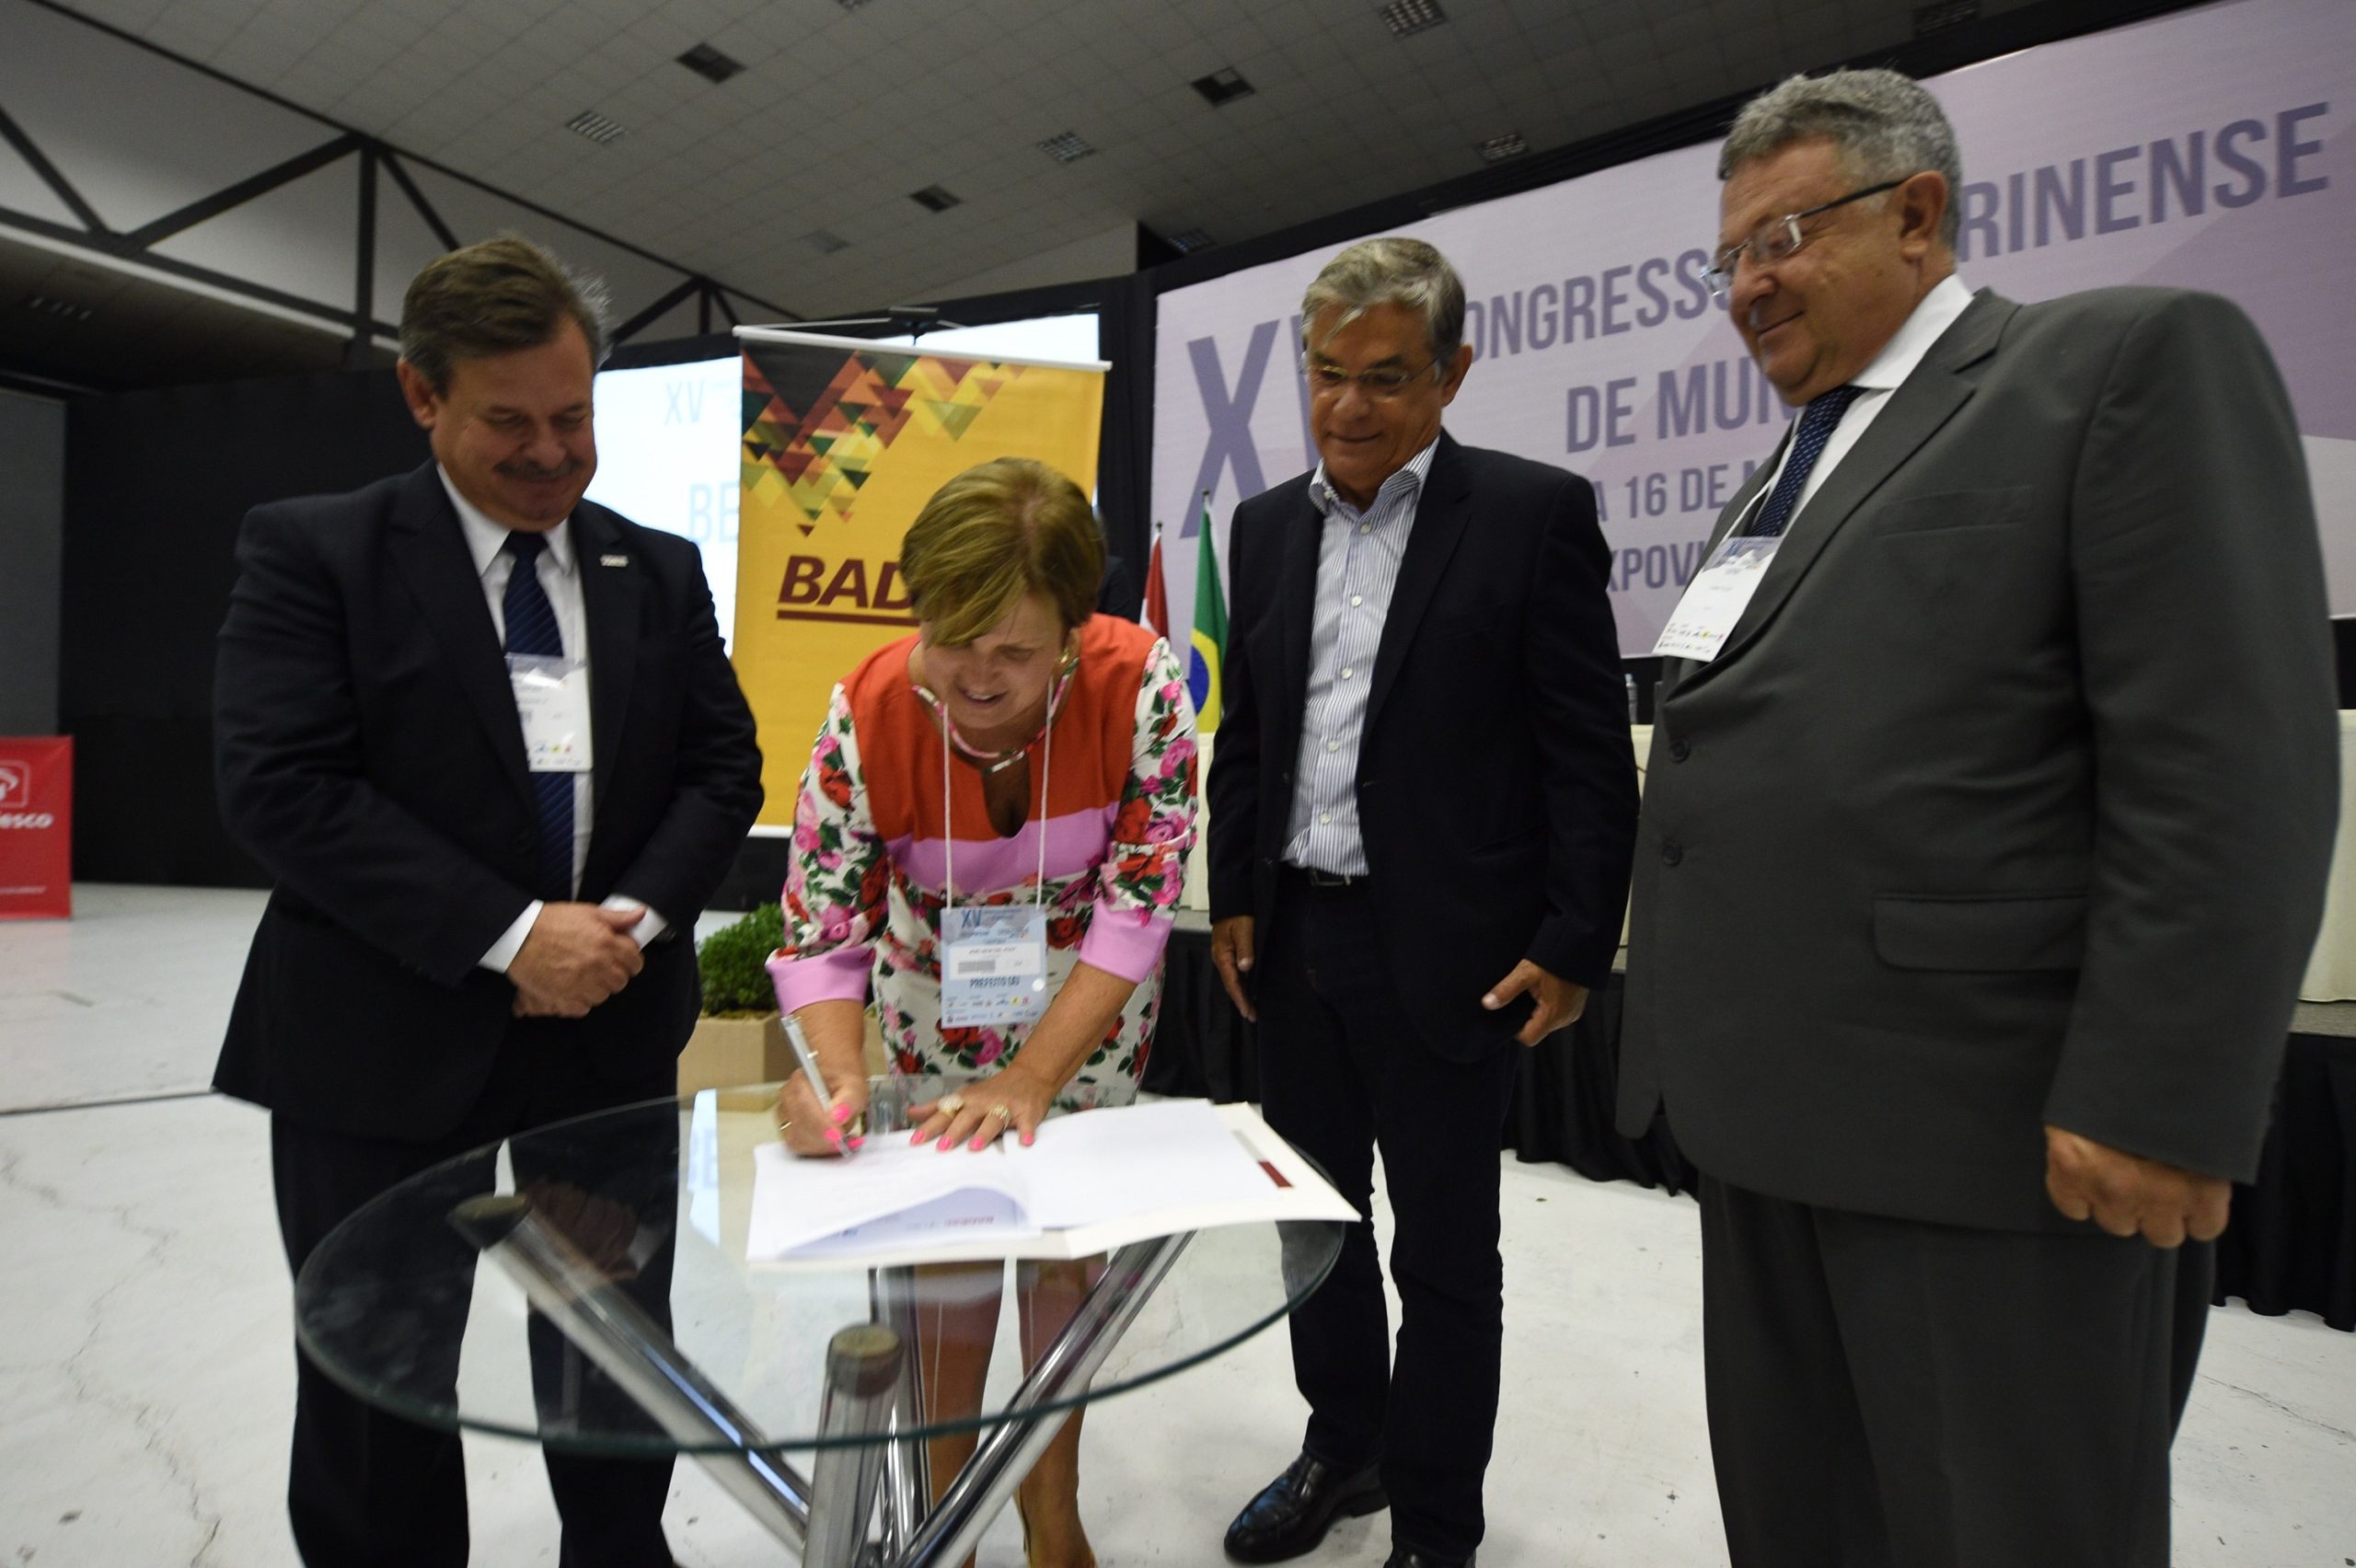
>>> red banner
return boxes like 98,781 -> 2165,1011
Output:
0,736 -> 72,919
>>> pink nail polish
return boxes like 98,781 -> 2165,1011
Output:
832,1103 -> 852,1124
910,1131 -> 927,1146
938,1136 -> 953,1150
970,1137 -> 987,1150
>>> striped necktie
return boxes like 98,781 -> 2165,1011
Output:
1745,384 -> 1864,538
502,530 -> 574,900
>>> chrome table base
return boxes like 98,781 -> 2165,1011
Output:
452,1194 -> 1191,1567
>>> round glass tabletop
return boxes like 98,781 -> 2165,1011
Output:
294,1078 -> 1344,1458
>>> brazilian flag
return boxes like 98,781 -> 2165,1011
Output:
1187,492 -> 1226,732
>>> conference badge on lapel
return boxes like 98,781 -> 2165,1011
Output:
599,553 -> 629,568
507,654 -> 595,772
1653,535 -> 1780,663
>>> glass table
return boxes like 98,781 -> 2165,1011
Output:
295,1078 -> 1344,1566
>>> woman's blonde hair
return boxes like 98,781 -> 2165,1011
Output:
899,457 -> 1104,646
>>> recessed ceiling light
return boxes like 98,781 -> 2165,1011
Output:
1912,0 -> 1978,32
1165,228 -> 1216,255
804,229 -> 850,254
1477,132 -> 1530,163
1191,68 -> 1254,108
19,294 -> 94,322
564,110 -> 625,145
676,43 -> 745,85
1039,131 -> 1096,165
1378,0 -> 1447,38
910,184 -> 962,213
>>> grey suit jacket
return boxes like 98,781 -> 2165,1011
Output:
1618,286 -> 2339,1231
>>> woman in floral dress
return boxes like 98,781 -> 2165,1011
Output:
766,455 -> 1197,1567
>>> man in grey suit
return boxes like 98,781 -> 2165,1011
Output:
1619,69 -> 2338,1567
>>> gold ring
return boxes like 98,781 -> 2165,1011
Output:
939,1092 -> 967,1114
988,1104 -> 1012,1123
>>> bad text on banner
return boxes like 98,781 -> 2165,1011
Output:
733,330 -> 1107,827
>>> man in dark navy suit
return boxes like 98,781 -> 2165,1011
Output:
214,237 -> 762,1567
1207,236 -> 1638,1568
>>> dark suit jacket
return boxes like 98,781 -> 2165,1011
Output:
1619,287 -> 2339,1231
213,462 -> 764,1141
1207,432 -> 1638,1059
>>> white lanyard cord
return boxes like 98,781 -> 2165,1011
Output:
940,695 -> 1053,920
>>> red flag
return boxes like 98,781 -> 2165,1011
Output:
1140,525 -> 1170,637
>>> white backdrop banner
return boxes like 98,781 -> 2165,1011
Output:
1150,0 -> 2355,655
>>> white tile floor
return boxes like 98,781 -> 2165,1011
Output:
1,885 -> 2350,1566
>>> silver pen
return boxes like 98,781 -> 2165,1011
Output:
782,1011 -> 857,1159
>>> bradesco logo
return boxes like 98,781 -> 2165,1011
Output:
0,762 -> 53,828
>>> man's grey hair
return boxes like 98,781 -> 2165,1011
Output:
1719,68 -> 1963,248
1299,236 -> 1466,363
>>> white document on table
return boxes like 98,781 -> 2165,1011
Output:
745,1099 -> 1357,1268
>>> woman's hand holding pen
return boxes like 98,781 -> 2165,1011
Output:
776,1066 -> 869,1158
773,999 -> 871,1159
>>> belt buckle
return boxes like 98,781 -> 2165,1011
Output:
1304,867 -> 1355,889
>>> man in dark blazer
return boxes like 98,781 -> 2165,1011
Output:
1619,70 -> 2338,1567
1209,237 -> 1638,1568
214,237 -> 762,1567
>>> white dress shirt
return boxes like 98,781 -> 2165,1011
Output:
440,470 -> 666,972
1748,272 -> 1976,520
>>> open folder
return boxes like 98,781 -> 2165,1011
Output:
745,1100 -> 1357,1267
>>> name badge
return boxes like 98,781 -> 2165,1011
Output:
508,654 -> 593,773
1651,534 -> 1782,663
940,904 -> 1050,1029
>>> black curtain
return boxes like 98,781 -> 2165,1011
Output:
1093,270 -> 1159,616
2214,1032 -> 2356,1332
61,367 -> 422,886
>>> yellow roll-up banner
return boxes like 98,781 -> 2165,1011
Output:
733,329 -> 1106,827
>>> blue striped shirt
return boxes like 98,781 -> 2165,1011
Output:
1282,437 -> 1439,875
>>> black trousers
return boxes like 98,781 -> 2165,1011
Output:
1700,1175 -> 2212,1568
272,1020 -> 679,1568
1254,875 -> 1520,1562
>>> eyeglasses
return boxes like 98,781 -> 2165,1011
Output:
1301,355 -> 1440,401
1703,179 -> 1907,306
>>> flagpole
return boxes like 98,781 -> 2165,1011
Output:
1141,518 -> 1171,640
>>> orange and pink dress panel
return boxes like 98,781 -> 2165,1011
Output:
767,615 -> 1199,1101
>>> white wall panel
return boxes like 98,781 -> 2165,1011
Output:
400,158 -> 693,333
0,135 -> 79,228
369,165 -> 455,334
0,0 -> 333,233
149,156 -> 359,313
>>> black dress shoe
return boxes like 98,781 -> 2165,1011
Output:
1382,1549 -> 1472,1568
1223,1450 -> 1387,1562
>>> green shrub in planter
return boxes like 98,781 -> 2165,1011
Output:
697,902 -> 785,1018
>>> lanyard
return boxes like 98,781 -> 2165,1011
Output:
938,674 -> 1057,920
